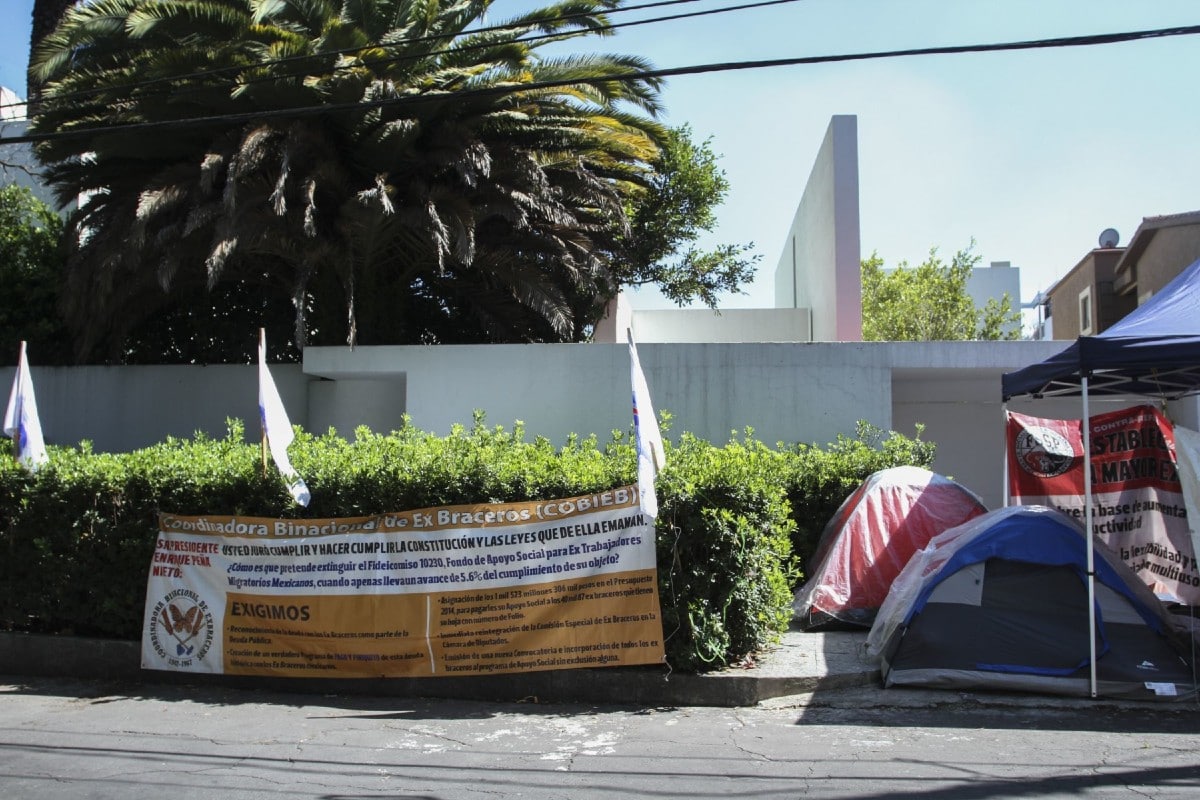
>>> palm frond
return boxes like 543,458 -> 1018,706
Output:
126,0 -> 255,40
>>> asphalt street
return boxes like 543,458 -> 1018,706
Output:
1,676 -> 1197,800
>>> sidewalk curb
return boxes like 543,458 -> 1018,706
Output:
0,631 -> 877,707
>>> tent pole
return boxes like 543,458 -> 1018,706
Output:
1002,403 -> 1010,507
1082,377 -> 1097,699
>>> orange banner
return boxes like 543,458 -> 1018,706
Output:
142,487 -> 665,676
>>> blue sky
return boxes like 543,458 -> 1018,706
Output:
4,0 -> 1200,311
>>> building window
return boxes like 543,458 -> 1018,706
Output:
1079,286 -> 1093,335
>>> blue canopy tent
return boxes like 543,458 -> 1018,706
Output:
1002,256 -> 1200,697
1003,257 -> 1200,401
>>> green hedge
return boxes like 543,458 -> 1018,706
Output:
0,415 -> 932,673
781,421 -> 937,573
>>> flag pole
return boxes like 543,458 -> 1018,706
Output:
9,341 -> 24,464
1002,403 -> 1010,507
628,326 -> 664,519
1082,376 -> 1097,699
258,328 -> 311,506
259,329 -> 269,478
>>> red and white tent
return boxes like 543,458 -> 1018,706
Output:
794,466 -> 987,630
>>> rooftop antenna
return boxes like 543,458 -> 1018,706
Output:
1098,228 -> 1120,248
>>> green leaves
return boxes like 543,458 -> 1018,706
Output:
655,432 -> 796,670
618,124 -> 759,309
0,185 -> 71,365
780,422 -> 936,579
0,415 -> 933,672
32,0 -> 670,359
861,242 -> 1022,341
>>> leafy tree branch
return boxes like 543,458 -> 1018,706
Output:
861,242 -> 1021,341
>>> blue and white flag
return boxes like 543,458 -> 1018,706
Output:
258,331 -> 310,506
628,328 -> 665,518
3,341 -> 48,472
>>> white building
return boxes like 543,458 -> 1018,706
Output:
592,115 -> 859,345
597,116 -> 861,345
0,86 -> 56,208
597,115 -> 1024,344
967,260 -> 1023,338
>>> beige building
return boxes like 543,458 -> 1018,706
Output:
1113,210 -> 1200,305
1044,211 -> 1200,340
1042,245 -> 1133,340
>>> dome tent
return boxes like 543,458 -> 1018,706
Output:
867,506 -> 1196,701
793,466 -> 986,630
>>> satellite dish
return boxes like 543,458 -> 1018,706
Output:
1098,228 -> 1120,248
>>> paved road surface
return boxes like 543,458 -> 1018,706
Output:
2,677 -> 1198,799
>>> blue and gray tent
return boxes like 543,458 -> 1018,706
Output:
867,506 -> 1196,700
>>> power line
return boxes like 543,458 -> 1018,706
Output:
3,0 -> 735,115
4,23 -> 1199,147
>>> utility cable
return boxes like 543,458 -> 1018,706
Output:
3,0 -> 735,115
14,0 -> 803,120
4,23 -> 1199,147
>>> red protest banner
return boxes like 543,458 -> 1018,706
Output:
1007,405 -> 1198,604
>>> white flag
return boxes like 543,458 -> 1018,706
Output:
258,331 -> 310,506
629,328 -> 665,518
4,341 -> 48,471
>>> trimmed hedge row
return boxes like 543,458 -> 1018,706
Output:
0,415 -> 933,673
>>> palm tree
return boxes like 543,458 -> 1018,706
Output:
30,0 -> 665,360
27,0 -> 77,105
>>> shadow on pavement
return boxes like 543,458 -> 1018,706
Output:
0,673 -> 681,720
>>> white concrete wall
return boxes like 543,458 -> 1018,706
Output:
592,293 -> 634,343
303,341 -> 1088,510
307,376 -> 408,438
0,364 -> 309,452
10,339 -> 1179,512
304,343 -> 893,449
622,308 -> 811,343
773,115 -> 861,341
593,299 -> 811,343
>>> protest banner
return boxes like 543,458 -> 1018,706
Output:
1007,404 -> 1199,604
141,486 -> 665,677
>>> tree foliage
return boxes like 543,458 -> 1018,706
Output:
27,0 -> 78,103
119,275 -> 302,364
0,414 -> 933,670
618,125 -> 758,307
861,244 -> 1021,341
0,184 -> 71,365
31,0 -> 677,361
